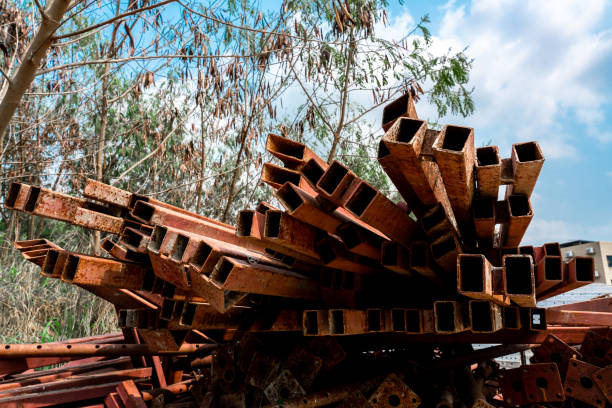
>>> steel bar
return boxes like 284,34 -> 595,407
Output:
314,234 -> 378,274
262,162 -> 317,195
0,343 -> 215,357
116,379 -> 147,408
409,241 -> 437,279
345,180 -> 418,248
263,210 -> 321,259
430,232 -> 461,273
315,160 -> 361,207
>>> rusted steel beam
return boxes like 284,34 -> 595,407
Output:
546,309 -> 612,326
507,141 -> 545,197
0,380 -> 139,407
4,182 -> 32,210
303,310 -> 331,336
314,234 -> 378,274
276,182 -> 388,258
472,197 -> 495,249
265,133 -> 327,171
377,142 -> 425,218
236,210 -> 321,265
49,252 -> 149,290
380,242 -> 412,275
475,146 -> 501,198
335,222 -> 385,261
5,182 -> 124,234
434,300 -> 469,334
0,343 -> 214,358
101,238 -> 148,264
521,307 -> 547,331
535,256 -> 563,294
501,194 -> 533,247
421,204 -> 455,240
131,200 -> 239,245
263,210 -> 321,259
345,180 -> 418,248
547,295 -> 612,313
503,254 -> 536,307
0,367 -> 151,399
116,379 -> 147,408
190,257 -> 319,313
261,162 -> 317,195
457,254 -> 509,306
503,306 -> 522,330
469,300 -> 503,333
432,125 -> 475,242
327,309 -> 390,335
537,256 -> 595,300
406,241 -> 435,280
382,92 -> 418,131
430,232 -> 461,273
315,160 -> 361,207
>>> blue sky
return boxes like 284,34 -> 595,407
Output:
315,0 -> 612,245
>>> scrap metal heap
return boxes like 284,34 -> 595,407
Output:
1,93 -> 611,407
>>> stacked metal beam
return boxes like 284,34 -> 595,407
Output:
1,92 -> 610,407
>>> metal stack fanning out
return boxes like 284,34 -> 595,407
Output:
1,92 -> 610,407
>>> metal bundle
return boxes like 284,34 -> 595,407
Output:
1,92 -> 610,407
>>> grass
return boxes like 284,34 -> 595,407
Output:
0,251 -> 118,344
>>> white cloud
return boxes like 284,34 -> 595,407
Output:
416,0 -> 612,159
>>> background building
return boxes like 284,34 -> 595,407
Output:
560,241 -> 612,285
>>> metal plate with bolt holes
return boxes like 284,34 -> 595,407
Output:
263,369 -> 306,404
368,373 -> 421,408
500,363 -> 564,405
531,334 -> 581,379
285,347 -> 323,390
592,365 -> 612,404
580,331 -> 612,368
212,347 -> 240,394
245,352 -> 281,390
564,358 -> 607,408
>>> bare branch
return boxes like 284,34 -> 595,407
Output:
0,68 -> 11,84
54,0 -> 176,40
33,0 -> 46,16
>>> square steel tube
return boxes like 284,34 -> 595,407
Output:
315,160 -> 360,206
475,146 -> 501,198
434,300 -> 469,333
345,181 -> 417,248
261,162 -> 316,194
380,242 -> 412,276
265,133 -> 328,171
503,194 -> 533,247
503,254 -> 536,307
473,197 -> 495,249
381,92 -> 418,131
535,256 -> 563,294
469,300 -> 503,333
507,141 -> 545,198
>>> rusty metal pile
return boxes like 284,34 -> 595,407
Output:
1,92 -> 611,407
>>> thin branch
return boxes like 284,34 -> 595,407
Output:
33,0 -> 46,16
0,68 -> 11,84
111,106 -> 196,186
287,58 -> 334,133
54,0 -> 176,40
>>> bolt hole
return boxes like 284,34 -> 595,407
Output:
388,394 -> 401,407
580,377 -> 594,389
36,345 -> 42,349
66,345 -> 71,349
536,377 -> 548,389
